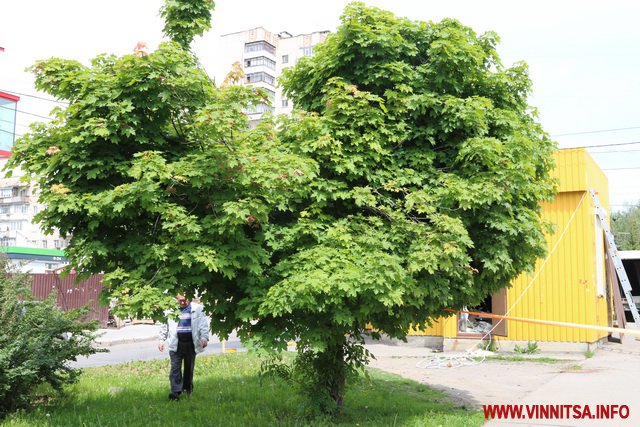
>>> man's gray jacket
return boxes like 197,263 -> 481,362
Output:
159,302 -> 210,353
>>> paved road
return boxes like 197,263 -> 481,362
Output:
71,326 -> 245,368
72,339 -> 245,368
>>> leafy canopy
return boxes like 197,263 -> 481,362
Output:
265,1 -> 557,343
160,0 -> 215,49
8,2 -> 316,335
8,0 -> 557,413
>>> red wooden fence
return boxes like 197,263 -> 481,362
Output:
30,273 -> 109,327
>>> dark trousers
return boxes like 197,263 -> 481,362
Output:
169,340 -> 196,394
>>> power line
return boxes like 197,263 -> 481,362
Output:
0,128 -> 23,137
0,119 -> 30,131
552,126 -> 640,137
589,149 -> 640,154
3,105 -> 640,154
0,105 -> 52,121
0,88 -> 69,105
602,167 -> 640,171
4,89 -> 640,140
573,141 -> 640,149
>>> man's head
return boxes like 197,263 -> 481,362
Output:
177,294 -> 189,309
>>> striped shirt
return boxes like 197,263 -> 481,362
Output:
177,304 -> 192,339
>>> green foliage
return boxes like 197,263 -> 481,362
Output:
612,204 -> 640,250
8,1 -> 556,415
10,30 -> 316,331
0,257 -> 102,417
513,341 -> 540,354
160,0 -> 215,49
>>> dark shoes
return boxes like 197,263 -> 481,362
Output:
169,390 -> 192,400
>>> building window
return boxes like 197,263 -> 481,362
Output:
244,56 -> 276,70
265,89 -> 276,102
282,54 -> 289,64
244,41 -> 276,56
15,204 -> 28,214
248,103 -> 275,114
245,72 -> 275,86
42,240 -> 47,249
0,188 -> 10,198
0,206 -> 9,214
9,221 -> 23,231
300,46 -> 314,57
281,99 -> 289,108
0,238 -> 16,246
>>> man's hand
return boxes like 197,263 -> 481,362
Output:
158,342 -> 165,352
200,339 -> 208,348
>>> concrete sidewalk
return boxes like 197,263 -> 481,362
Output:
484,335 -> 640,427
366,335 -> 640,427
94,324 -> 159,346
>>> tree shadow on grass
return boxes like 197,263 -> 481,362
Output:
2,354 -> 483,427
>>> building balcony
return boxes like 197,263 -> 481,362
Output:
245,71 -> 276,87
244,40 -> 276,56
0,196 -> 30,204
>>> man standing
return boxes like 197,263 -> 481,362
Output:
158,295 -> 209,400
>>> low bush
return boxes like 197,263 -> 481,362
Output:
0,258 -> 103,418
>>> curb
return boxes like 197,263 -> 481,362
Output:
94,335 -> 158,347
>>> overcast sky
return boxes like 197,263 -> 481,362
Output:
1,0 -> 639,211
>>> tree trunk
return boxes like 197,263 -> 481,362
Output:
318,336 -> 346,413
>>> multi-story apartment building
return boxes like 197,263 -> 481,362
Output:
0,151 -> 69,251
215,27 -> 329,125
0,91 -> 69,271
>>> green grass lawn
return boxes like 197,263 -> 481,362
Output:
1,352 -> 483,427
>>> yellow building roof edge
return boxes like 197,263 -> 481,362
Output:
553,148 -> 608,197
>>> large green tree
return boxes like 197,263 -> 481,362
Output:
255,2 -> 556,411
9,0 -> 556,414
